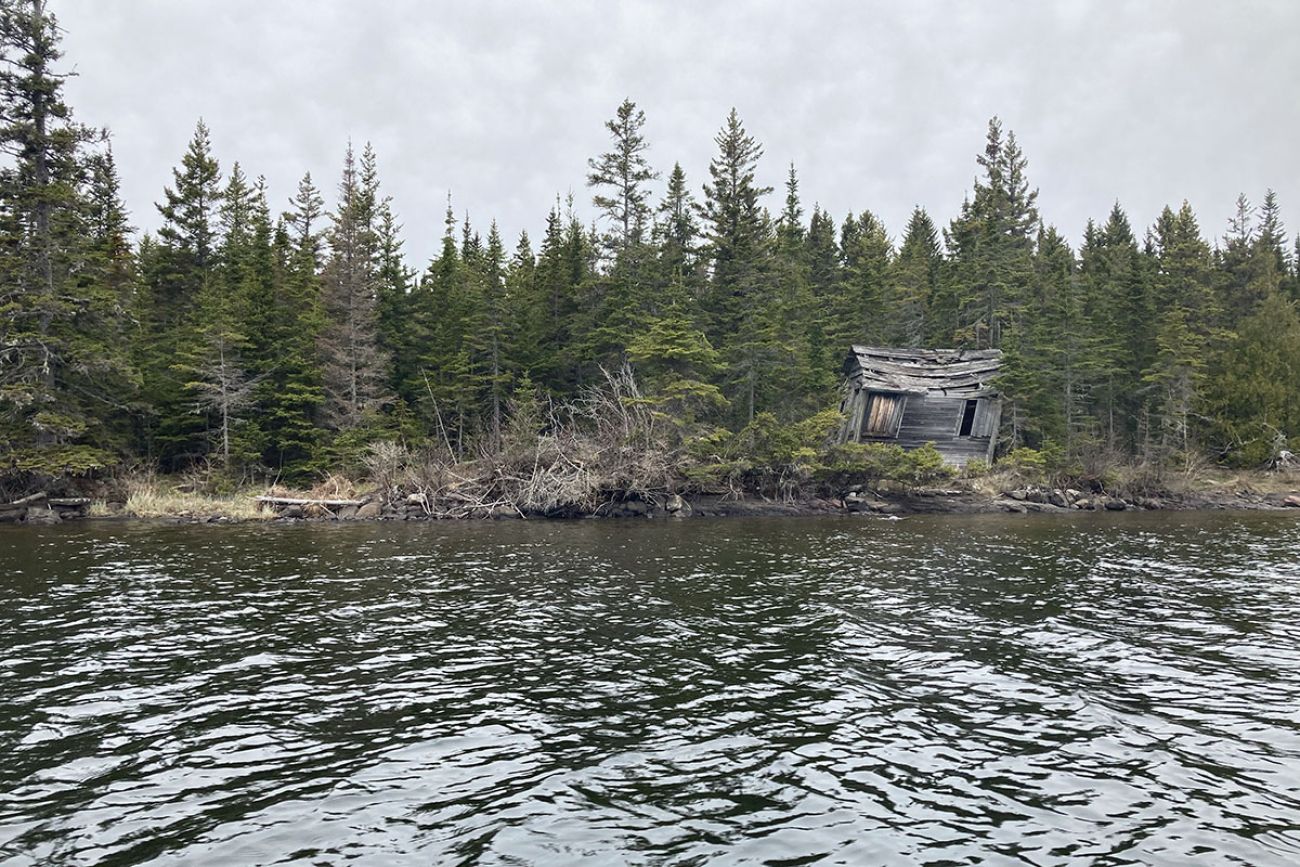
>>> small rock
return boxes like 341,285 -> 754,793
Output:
357,501 -> 382,519
337,504 -> 360,520
1137,497 -> 1163,510
1104,497 -> 1127,511
665,493 -> 686,512
1283,494 -> 1300,508
1073,498 -> 1091,510
1008,490 -> 1028,501
283,504 -> 304,519
304,503 -> 328,519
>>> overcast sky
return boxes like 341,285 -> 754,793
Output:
60,1 -> 1297,266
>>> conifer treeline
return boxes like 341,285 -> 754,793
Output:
2,0 -> 1298,484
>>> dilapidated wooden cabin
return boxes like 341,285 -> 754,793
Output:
839,346 -> 1003,466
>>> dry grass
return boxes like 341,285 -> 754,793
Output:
96,475 -> 271,521
1183,466 -> 1300,496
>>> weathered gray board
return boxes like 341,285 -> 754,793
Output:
891,394 -> 997,466
839,345 -> 1003,467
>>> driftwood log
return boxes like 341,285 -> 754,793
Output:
255,496 -> 363,507
2,492 -> 48,508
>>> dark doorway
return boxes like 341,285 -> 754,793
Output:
958,399 -> 979,436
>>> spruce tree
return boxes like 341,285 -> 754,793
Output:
946,117 -> 1038,349
587,98 -> 657,252
1078,204 -> 1149,448
1143,202 -> 1220,462
885,207 -> 941,347
319,143 -> 389,431
79,147 -> 140,452
699,109 -> 811,422
170,161 -> 268,474
654,162 -> 700,294
259,173 -> 326,477
0,0 -> 135,473
137,122 -> 225,468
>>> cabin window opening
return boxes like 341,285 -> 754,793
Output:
958,399 -> 979,436
861,392 -> 904,437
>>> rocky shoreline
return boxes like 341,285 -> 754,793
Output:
4,484 -> 1293,527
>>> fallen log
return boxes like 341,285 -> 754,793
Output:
49,497 -> 91,507
2,492 -> 48,508
256,496 -> 363,507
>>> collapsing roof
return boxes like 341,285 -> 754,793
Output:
842,346 -> 1003,398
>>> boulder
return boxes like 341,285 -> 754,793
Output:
304,503 -> 328,519
1048,490 -> 1070,508
1103,497 -> 1128,511
282,504 -> 304,519
665,494 -> 693,518
356,501 -> 382,519
1008,489 -> 1028,501
1073,498 -> 1091,510
1002,500 -> 1029,513
337,504 -> 360,519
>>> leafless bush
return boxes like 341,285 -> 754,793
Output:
358,366 -> 681,516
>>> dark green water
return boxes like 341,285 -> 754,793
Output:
2,513 -> 1299,866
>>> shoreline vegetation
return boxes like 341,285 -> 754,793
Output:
9,469 -> 1299,526
97,471 -> 1300,524
3,3 -> 1300,518
8,383 -> 1299,525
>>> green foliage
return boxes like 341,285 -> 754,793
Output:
9,444 -> 115,476
818,441 -> 955,488
999,446 -> 1049,484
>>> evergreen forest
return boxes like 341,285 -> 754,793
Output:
3,0 -> 1299,496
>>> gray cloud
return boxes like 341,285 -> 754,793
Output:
61,0 -> 1299,265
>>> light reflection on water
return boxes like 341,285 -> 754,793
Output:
2,512 -> 1299,865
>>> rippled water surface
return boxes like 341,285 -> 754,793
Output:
3,513 -> 1300,866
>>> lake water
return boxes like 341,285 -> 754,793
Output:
2,513 -> 1299,866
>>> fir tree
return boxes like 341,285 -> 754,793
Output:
627,279 -> 727,431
